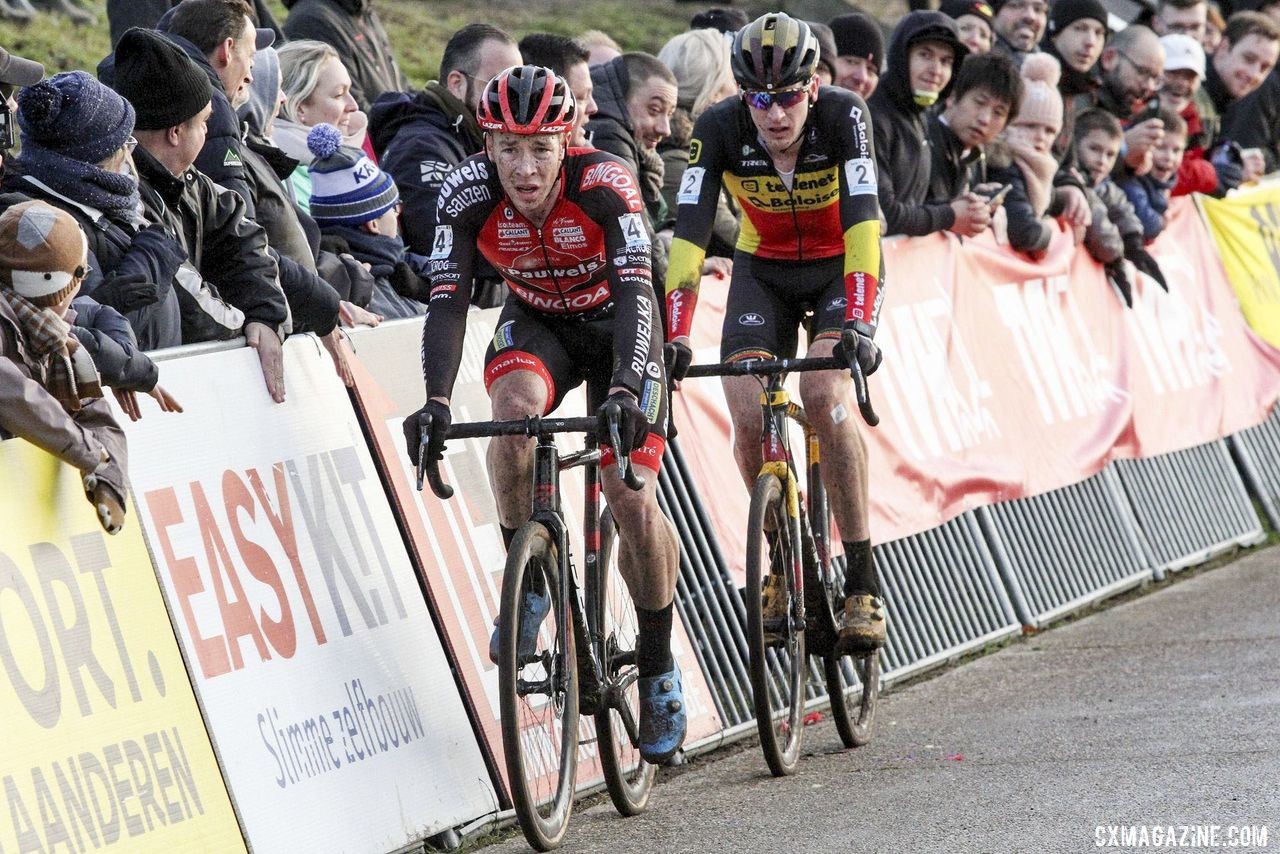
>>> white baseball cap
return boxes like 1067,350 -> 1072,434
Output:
1161,33 -> 1206,79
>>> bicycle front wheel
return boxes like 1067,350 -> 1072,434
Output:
591,508 -> 655,815
825,649 -> 880,748
745,472 -> 807,776
499,522 -> 579,851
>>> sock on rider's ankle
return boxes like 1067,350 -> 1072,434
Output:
635,602 -> 675,678
842,539 -> 880,598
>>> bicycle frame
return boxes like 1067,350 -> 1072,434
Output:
527,433 -> 609,702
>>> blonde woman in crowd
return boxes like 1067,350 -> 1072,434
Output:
657,28 -> 741,267
274,39 -> 370,211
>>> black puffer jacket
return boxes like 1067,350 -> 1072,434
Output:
586,56 -> 670,284
0,179 -> 188,350
71,297 -> 159,392
869,12 -> 967,236
133,146 -> 289,344
283,0 -> 407,110
368,82 -> 483,256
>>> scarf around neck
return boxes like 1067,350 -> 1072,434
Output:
1,290 -> 102,412
16,141 -> 142,225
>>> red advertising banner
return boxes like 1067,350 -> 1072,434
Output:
673,198 -> 1280,563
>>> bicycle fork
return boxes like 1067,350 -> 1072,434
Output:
760,387 -> 806,633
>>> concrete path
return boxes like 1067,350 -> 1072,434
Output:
482,549 -> 1280,853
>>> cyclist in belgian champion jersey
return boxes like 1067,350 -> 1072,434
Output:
664,13 -> 889,650
403,66 -> 686,762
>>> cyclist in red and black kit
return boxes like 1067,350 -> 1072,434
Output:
664,13 -> 888,650
402,65 -> 686,763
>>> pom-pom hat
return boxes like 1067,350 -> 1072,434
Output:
306,123 -> 400,227
16,71 -> 134,164
1017,52 -> 1064,130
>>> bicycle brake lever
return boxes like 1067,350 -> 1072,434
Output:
850,360 -> 880,428
605,404 -> 646,491
417,411 -> 455,499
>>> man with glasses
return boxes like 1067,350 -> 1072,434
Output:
370,24 -> 521,289
992,0 -> 1049,66
1097,24 -> 1168,172
664,13 -> 891,651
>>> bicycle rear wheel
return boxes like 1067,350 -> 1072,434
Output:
591,508 -> 655,815
498,522 -> 578,851
745,472 -> 807,776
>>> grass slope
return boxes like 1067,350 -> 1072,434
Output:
0,0 -> 710,85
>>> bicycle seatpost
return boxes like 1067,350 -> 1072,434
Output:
418,410 -> 455,499
604,403 -> 646,491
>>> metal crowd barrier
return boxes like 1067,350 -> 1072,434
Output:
1110,440 -> 1264,577
660,439 -> 1024,736
977,471 -> 1153,627
1228,407 -> 1280,532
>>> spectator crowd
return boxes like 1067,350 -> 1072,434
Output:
1,0 -> 1278,532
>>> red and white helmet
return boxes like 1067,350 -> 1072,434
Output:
477,65 -> 577,135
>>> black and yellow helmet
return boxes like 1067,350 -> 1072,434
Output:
731,12 -> 820,91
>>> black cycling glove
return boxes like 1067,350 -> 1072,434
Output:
402,400 -> 451,467
597,390 -> 650,458
664,340 -> 692,383
835,325 -> 883,376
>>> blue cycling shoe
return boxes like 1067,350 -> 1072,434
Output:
638,666 -> 687,764
489,589 -> 552,664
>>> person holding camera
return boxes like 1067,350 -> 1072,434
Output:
0,47 -> 44,180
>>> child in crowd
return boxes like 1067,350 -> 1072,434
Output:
306,124 -> 430,320
988,54 -> 1065,260
1072,109 -> 1168,305
0,200 -> 127,533
1118,109 -> 1187,242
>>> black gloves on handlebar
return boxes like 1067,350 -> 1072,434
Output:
402,400 -> 452,467
834,325 -> 882,376
598,390 -> 650,458
664,340 -> 692,383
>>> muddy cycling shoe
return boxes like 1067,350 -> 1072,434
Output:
837,594 -> 887,652
488,589 -> 552,665
638,667 -> 686,764
760,572 -> 789,644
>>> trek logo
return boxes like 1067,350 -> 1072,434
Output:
739,313 -> 765,326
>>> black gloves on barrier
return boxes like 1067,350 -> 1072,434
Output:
598,390 -> 650,458
834,325 -> 883,376
665,340 -> 692,383
1123,234 -> 1168,291
402,400 -> 451,467
1105,260 -> 1134,308
91,272 -> 160,312
389,261 -> 432,302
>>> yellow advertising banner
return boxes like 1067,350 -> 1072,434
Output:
0,439 -> 245,853
1199,188 -> 1280,349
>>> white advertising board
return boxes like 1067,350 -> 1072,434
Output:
118,339 -> 496,854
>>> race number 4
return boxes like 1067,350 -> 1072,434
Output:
618,213 -> 650,248
430,225 -> 454,259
